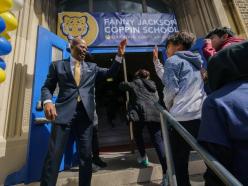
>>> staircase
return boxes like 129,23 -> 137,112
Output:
23,148 -> 206,186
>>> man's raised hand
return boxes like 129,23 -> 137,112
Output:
118,39 -> 127,57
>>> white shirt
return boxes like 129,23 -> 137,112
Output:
153,59 -> 164,80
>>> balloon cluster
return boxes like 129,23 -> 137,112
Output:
0,0 -> 24,84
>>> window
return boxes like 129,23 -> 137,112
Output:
58,0 -> 89,12
93,0 -> 118,12
119,0 -> 143,13
146,0 -> 173,13
51,46 -> 63,61
57,0 -> 174,14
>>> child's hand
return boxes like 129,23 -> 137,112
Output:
153,45 -> 159,61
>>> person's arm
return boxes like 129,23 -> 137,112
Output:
41,62 -> 58,121
96,39 -> 127,81
153,46 -> 164,80
202,39 -> 217,60
198,97 -> 232,186
119,81 -> 133,91
41,63 -> 57,101
162,58 -> 180,110
154,59 -> 164,80
96,55 -> 122,81
198,97 -> 230,147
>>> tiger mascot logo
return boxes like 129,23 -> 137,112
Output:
59,13 -> 99,45
61,15 -> 89,40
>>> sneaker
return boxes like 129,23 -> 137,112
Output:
92,157 -> 107,168
137,155 -> 149,167
161,173 -> 169,186
92,163 -> 100,172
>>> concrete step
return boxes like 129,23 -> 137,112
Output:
23,149 -> 206,186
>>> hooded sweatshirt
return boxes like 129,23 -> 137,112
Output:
203,36 -> 244,60
119,78 -> 160,122
162,51 -> 206,121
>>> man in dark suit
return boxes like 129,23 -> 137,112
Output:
40,38 -> 127,186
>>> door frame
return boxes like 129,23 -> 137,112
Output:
89,46 -> 166,152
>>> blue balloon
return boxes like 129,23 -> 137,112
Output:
0,37 -> 12,55
0,58 -> 6,70
0,17 -> 6,34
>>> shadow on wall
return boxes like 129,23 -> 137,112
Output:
6,63 -> 33,137
0,63 -> 33,185
34,0 -> 58,33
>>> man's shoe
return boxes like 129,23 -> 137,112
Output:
92,163 -> 100,172
92,157 -> 107,168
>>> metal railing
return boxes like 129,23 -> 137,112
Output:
155,102 -> 243,186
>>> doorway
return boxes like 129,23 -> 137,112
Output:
90,48 -> 166,148
93,53 -> 129,147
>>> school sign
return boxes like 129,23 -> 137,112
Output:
57,12 -> 178,46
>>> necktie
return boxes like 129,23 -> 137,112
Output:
74,60 -> 81,101
74,60 -> 81,86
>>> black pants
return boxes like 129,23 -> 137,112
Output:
92,126 -> 100,158
200,142 -> 232,186
133,121 -> 167,174
40,102 -> 93,186
169,119 -> 200,186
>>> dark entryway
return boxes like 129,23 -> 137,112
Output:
92,50 -> 165,147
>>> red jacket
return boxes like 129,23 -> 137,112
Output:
203,37 -> 244,60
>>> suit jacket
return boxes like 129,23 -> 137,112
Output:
41,58 -> 121,124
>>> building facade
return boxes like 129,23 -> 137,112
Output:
0,0 -> 247,184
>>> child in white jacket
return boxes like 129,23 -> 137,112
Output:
153,31 -> 206,186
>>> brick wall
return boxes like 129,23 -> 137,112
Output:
233,0 -> 248,31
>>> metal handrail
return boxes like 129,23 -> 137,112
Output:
155,102 -> 243,186
159,112 -> 178,186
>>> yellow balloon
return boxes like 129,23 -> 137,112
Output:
0,11 -> 18,31
0,0 -> 13,13
0,31 -> 11,40
0,69 -> 6,83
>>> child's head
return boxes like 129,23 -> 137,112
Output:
205,27 -> 235,50
165,31 -> 196,57
134,69 -> 150,79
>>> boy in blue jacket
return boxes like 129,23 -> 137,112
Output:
198,41 -> 248,186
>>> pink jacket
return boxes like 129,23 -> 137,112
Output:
203,37 -> 244,60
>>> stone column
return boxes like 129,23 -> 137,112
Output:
171,0 -> 225,36
211,0 -> 231,27
0,0 -> 57,184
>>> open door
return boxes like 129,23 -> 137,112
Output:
5,26 -> 75,185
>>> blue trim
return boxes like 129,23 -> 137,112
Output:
88,38 -> 205,65
89,46 -> 161,53
89,46 -> 167,63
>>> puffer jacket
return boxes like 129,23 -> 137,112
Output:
119,78 -> 160,123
